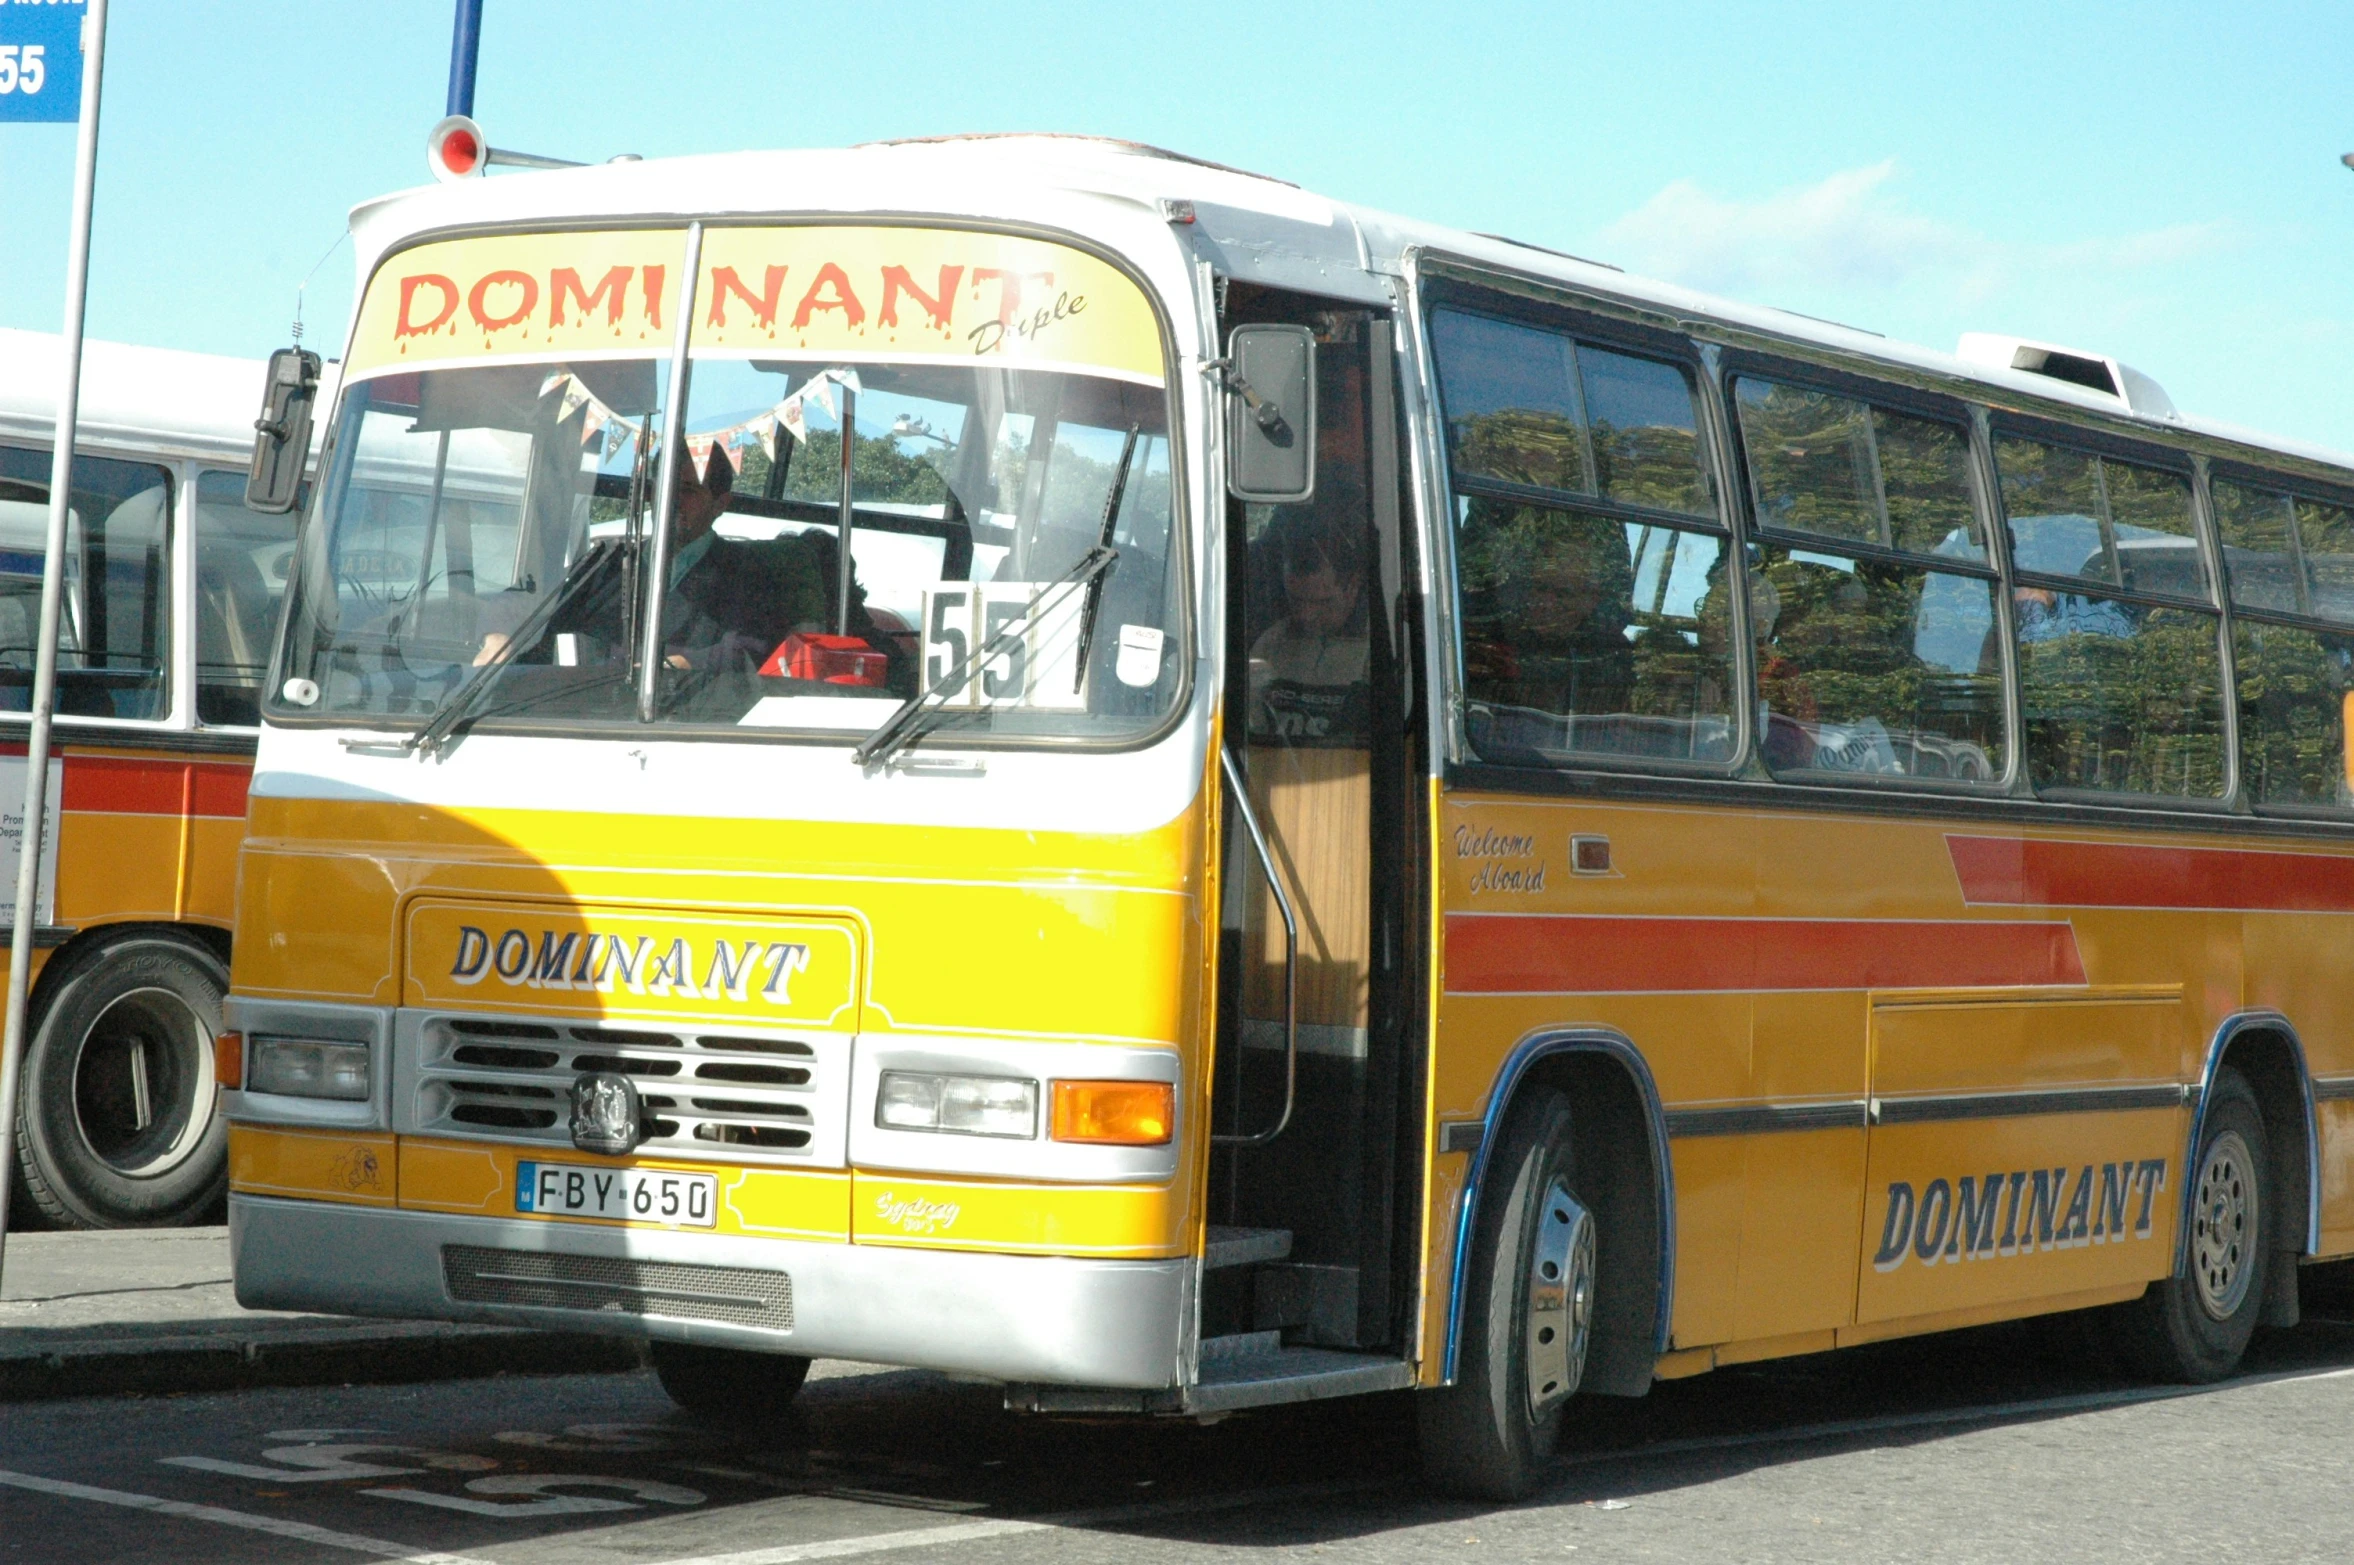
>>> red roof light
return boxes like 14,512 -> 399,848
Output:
426,114 -> 488,182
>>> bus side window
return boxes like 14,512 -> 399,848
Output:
0,443 -> 173,723
2215,476 -> 2354,812
194,470 -> 299,728
1730,377 -> 2004,783
1993,435 -> 2224,800
1430,307 -> 1734,766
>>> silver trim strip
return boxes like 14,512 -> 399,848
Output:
1666,1101 -> 1867,1137
1662,1084 -> 2191,1138
1872,1083 -> 2188,1126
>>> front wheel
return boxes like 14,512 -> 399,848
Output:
12,934 -> 229,1229
1417,1089 -> 1597,1500
651,1340 -> 811,1424
2118,1067 -> 2271,1382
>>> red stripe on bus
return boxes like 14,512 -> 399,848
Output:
58,757 -> 251,819
1947,834 -> 2354,912
1444,914 -> 2086,994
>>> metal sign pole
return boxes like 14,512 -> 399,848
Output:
0,0 -> 109,1285
447,0 -> 483,118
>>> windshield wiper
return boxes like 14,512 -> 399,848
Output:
1069,425 -> 1139,694
401,540 -> 623,756
852,544 -> 1118,770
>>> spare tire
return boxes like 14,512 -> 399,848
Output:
12,933 -> 229,1228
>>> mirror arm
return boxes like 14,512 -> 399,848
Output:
1201,356 -> 1289,434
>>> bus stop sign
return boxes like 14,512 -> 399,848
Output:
0,2 -> 85,124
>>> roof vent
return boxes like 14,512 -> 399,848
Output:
1955,333 -> 2176,419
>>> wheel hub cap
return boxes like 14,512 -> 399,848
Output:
1525,1178 -> 1596,1419
2191,1129 -> 2257,1321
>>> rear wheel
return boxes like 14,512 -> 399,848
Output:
651,1340 -> 811,1424
1417,1089 -> 1596,1500
2118,1068 -> 2271,1383
13,935 -> 228,1229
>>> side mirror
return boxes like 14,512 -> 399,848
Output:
1224,324 -> 1315,503
246,347 -> 321,515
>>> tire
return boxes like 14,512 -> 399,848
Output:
1417,1089 -> 1597,1500
12,934 -> 229,1230
2117,1067 -> 2271,1383
651,1340 -> 811,1423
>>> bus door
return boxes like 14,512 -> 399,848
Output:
1207,288 -> 1426,1357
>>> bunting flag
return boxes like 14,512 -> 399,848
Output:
540,370 -> 631,452
674,367 -> 868,475
551,365 -> 869,483
775,367 -> 862,444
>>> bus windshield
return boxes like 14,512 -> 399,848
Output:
273,224 -> 1185,745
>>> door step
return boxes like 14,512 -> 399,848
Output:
1190,1345 -> 1416,1413
1198,1329 -> 1282,1365
1203,1225 -> 1292,1270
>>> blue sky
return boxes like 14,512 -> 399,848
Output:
1,2 -> 2349,450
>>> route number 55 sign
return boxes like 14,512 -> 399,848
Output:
0,2 -> 86,124
919,583 -> 1088,710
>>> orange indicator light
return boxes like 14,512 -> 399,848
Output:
214,1030 -> 244,1090
1050,1080 -> 1173,1145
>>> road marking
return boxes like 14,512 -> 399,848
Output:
643,1518 -> 1050,1563
0,1466 -> 495,1565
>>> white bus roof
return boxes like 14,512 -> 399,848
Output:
0,326 -> 335,466
345,133 -> 2354,484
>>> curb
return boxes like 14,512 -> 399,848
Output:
0,1324 -> 645,1402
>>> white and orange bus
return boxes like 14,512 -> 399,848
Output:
224,135 -> 2354,1497
0,327 -> 317,1229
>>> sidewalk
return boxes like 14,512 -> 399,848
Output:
0,1226 -> 639,1401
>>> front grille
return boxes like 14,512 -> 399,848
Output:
441,1245 -> 792,1329
411,1013 -> 847,1166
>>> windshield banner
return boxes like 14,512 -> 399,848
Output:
348,225 -> 1164,385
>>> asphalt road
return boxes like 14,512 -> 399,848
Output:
9,1297 -> 2354,1564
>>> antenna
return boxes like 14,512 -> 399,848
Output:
289,230 -> 350,347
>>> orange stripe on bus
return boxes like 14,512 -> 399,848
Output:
57,756 -> 251,819
1948,834 -> 2354,913
1444,914 -> 2085,994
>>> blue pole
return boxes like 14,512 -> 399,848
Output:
446,0 -> 482,118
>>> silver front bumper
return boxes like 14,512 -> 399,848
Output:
230,1194 -> 1190,1388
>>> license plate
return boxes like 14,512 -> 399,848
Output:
515,1161 -> 718,1229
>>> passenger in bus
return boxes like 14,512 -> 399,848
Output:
1249,500 -> 1370,745
660,446 -> 785,673
2012,584 -> 2135,641
1462,506 -> 1636,727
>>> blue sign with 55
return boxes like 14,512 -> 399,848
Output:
0,0 -> 85,124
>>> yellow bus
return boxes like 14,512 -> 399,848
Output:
0,327 -> 315,1229
224,135 -> 2354,1497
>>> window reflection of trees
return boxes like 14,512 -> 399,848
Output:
1434,308 -> 2354,807
1733,380 -> 2001,784
1993,435 -> 2223,800
1434,307 -> 1734,766
2216,477 -> 2354,811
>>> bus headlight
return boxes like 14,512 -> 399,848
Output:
246,1038 -> 372,1101
876,1070 -> 1038,1138
1050,1080 -> 1174,1145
